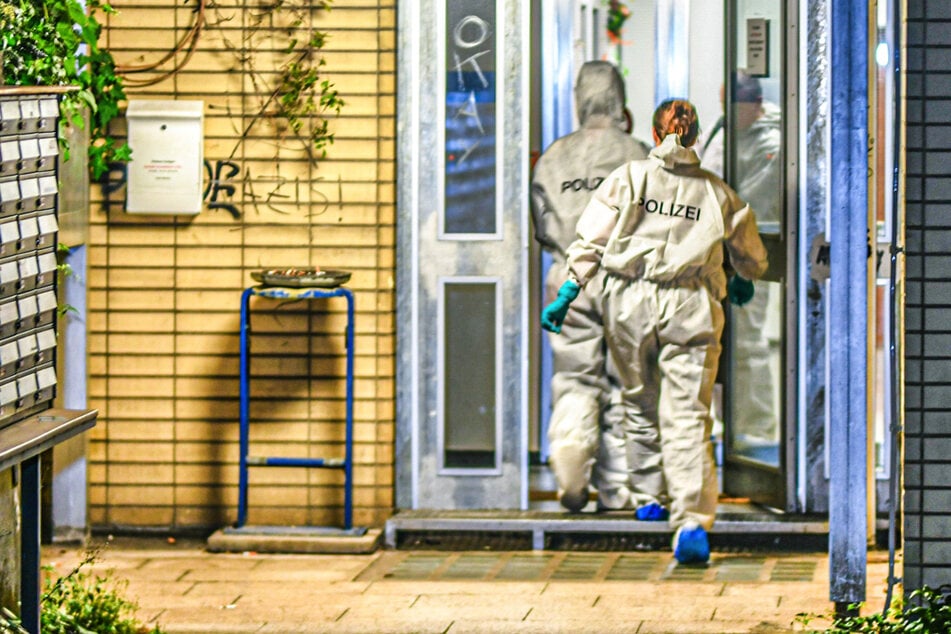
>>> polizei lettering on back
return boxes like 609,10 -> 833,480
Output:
638,197 -> 701,221
561,176 -> 604,193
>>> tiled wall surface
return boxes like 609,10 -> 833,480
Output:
87,0 -> 396,530
903,0 -> 951,591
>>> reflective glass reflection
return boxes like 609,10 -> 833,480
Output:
730,279 -> 782,465
725,0 -> 784,466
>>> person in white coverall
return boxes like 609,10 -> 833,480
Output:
542,99 -> 768,563
701,74 -> 781,449
531,60 -> 652,513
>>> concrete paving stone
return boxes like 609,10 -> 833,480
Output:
153,604 -> 345,629
43,552 -> 148,574
501,594 -> 601,610
134,606 -> 168,625
268,601 -> 419,623
721,581 -> 827,596
304,619 -> 454,634
593,593 -> 783,613
710,606 -> 819,625
215,565 -> 370,582
136,583 -> 248,608
366,579 -> 548,595
239,591 -> 416,611
539,580 -> 726,596
409,595 -> 535,619
253,553 -> 379,575
175,580 -> 376,602
237,604 -> 348,622
125,583 -> 223,608
580,601 -> 716,621
147,606 -> 270,632
334,606 -> 457,631
161,627 -> 264,634
636,619 -> 790,633
442,619 -> 646,634
683,594 -> 783,609
257,624 -> 358,634
778,598 -> 840,619
116,568 -> 197,583
597,589 -> 717,618
521,606 -> 604,621
136,555 -> 264,574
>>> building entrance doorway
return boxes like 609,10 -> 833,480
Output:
530,0 -> 798,513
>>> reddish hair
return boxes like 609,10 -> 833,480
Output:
652,99 -> 700,147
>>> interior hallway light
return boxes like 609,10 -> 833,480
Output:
876,42 -> 889,67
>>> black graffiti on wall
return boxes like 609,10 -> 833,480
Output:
204,159 -> 241,218
100,159 -> 332,219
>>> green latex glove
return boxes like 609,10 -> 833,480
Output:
541,280 -> 580,333
727,275 -> 755,306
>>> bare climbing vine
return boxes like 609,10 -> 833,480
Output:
207,0 -> 345,163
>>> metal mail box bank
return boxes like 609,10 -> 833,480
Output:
0,87 -> 67,429
0,96 -> 57,137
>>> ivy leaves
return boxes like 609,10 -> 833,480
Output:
0,0 -> 129,179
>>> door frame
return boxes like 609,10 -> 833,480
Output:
720,0 -> 801,512
395,0 -> 532,510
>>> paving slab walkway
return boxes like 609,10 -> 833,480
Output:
40,538 -> 895,634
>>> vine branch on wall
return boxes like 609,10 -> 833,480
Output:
214,0 -> 344,163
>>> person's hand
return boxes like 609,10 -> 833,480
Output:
727,275 -> 755,306
541,280 -> 580,333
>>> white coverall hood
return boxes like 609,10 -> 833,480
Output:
649,133 -> 701,170
574,60 -> 628,130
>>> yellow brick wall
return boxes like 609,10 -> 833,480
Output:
87,0 -> 396,530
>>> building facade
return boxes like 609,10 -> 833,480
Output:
51,0 -> 950,598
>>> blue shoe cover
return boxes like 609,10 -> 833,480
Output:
635,502 -> 670,521
673,524 -> 710,564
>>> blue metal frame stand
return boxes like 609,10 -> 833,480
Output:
236,285 -> 355,530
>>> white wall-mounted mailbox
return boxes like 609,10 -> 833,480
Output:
125,100 -> 204,215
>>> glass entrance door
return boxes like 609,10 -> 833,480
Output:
720,0 -> 796,510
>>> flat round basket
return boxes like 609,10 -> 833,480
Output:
251,269 -> 352,288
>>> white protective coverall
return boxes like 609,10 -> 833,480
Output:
565,134 -> 768,530
530,60 -> 651,510
702,102 -> 782,445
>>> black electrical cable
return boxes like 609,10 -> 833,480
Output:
882,0 -> 903,616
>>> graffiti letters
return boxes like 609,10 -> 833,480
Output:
204,159 -> 241,219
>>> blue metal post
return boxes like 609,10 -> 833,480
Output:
237,287 -> 254,528
20,456 -> 41,634
828,0 -> 868,611
344,288 -> 355,530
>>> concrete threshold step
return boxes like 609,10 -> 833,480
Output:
384,510 -> 829,551
207,524 -> 383,554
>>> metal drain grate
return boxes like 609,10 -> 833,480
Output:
605,554 -> 664,580
356,552 -> 820,583
716,557 -> 768,581
770,559 -> 819,582
442,554 -> 500,579
495,554 -> 554,581
382,554 -> 446,580
549,553 -> 609,580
